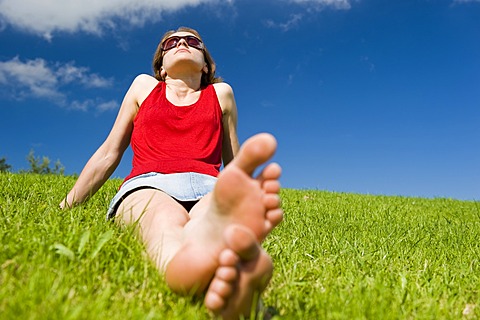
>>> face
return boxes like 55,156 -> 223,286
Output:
161,32 -> 208,77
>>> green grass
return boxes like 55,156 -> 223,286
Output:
1,173 -> 479,319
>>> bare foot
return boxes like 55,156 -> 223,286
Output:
213,133 -> 283,241
164,133 -> 282,299
205,225 -> 273,320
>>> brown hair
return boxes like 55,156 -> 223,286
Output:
152,27 -> 222,87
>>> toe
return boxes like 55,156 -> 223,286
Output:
204,291 -> 225,313
215,265 -> 238,282
224,225 -> 260,260
209,277 -> 235,298
234,133 -> 277,176
259,162 -> 282,181
218,249 -> 240,267
262,179 -> 281,194
266,208 -> 283,230
263,194 -> 281,210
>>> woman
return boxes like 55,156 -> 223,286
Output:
60,27 -> 283,319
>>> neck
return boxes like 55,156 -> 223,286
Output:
164,77 -> 203,104
165,74 -> 202,91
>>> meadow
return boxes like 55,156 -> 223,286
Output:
1,173 -> 479,319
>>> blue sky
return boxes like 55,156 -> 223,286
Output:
0,0 -> 479,201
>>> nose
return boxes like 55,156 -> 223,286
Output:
177,38 -> 189,48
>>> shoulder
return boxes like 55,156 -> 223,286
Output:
213,82 -> 234,98
127,74 -> 159,106
131,74 -> 158,90
212,82 -> 236,114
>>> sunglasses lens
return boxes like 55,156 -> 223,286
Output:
186,36 -> 203,49
162,37 -> 178,51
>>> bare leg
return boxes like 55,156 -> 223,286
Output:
115,133 -> 282,319
166,133 -> 283,317
115,189 -> 190,272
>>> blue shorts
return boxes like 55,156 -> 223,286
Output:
106,172 -> 217,219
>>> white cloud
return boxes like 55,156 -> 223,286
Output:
0,0 -> 354,39
289,0 -> 353,10
0,57 -> 62,99
55,62 -> 112,88
70,100 -> 94,112
0,56 -> 115,112
97,100 -> 119,112
0,0 -> 218,39
265,14 -> 304,32
453,0 -> 480,2
266,0 -> 353,31
69,99 -> 118,112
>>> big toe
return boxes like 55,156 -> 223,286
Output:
223,225 -> 261,261
234,133 -> 277,176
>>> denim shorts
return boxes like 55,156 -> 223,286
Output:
106,172 -> 217,219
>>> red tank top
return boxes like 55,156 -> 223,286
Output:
123,81 -> 223,182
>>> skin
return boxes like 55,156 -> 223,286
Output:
60,32 -> 283,319
59,33 -> 239,207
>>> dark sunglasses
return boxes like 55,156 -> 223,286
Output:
161,35 -> 204,51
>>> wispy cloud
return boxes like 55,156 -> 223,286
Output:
453,0 -> 480,3
266,0 -> 353,31
55,62 -> 112,88
0,0 -> 221,40
360,56 -> 376,73
69,99 -> 118,113
265,14 -> 304,32
0,56 -> 116,112
288,0 -> 353,10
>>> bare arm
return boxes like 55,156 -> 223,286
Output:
60,74 -> 156,208
214,82 -> 239,167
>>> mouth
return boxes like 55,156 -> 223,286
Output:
175,48 -> 190,54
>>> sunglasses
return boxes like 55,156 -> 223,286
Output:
161,35 -> 204,51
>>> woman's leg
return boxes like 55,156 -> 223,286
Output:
115,133 -> 282,319
115,188 -> 190,272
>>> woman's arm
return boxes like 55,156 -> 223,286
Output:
214,82 -> 239,167
60,74 -> 155,208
